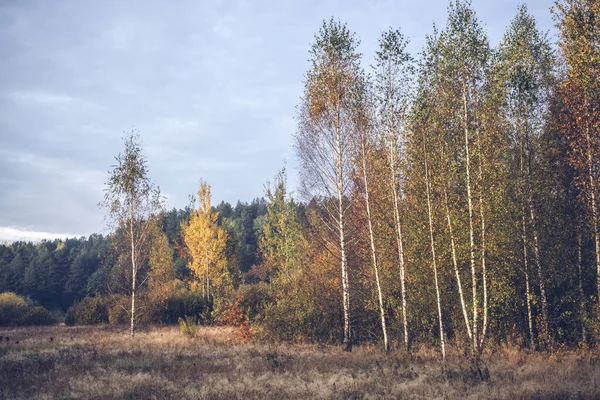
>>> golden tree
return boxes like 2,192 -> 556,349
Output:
183,181 -> 229,300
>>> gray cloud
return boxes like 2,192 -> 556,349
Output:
0,0 -> 555,241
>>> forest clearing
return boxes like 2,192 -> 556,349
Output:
2,0 -> 600,398
1,324 -> 598,399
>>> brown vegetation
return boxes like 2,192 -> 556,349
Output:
0,325 -> 598,399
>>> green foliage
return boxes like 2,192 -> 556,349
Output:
0,292 -> 56,326
0,292 -> 30,323
17,306 -> 57,326
107,296 -> 130,325
215,198 -> 267,274
258,168 -> 306,285
260,292 -> 339,343
158,290 -> 212,325
65,297 -> 109,326
235,283 -> 274,322
0,292 -> 32,325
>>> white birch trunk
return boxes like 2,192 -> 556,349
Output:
586,126 -> 600,312
526,159 -> 547,339
522,203 -> 535,350
337,121 -> 351,351
424,142 -> 445,361
361,137 -> 389,352
130,211 -> 136,337
476,129 -> 488,351
443,183 -> 472,341
463,85 -> 478,353
519,132 -> 535,350
528,192 -> 547,339
389,138 -> 409,351
578,233 -> 586,343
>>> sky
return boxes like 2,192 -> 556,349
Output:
0,0 -> 556,242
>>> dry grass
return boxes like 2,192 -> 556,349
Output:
0,325 -> 598,399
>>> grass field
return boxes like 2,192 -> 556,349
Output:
0,325 -> 599,399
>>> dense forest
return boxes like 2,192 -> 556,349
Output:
1,0 -> 600,359
0,201 -> 267,317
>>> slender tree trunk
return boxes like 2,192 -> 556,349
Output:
389,138 -> 409,352
520,128 -> 535,350
443,183 -> 472,341
463,85 -> 478,353
337,122 -> 351,351
383,60 -> 409,352
528,190 -> 548,340
526,153 -> 548,341
424,142 -> 445,361
517,115 -> 536,351
205,248 -> 210,300
522,202 -> 535,351
361,138 -> 389,352
130,212 -> 136,337
586,125 -> 600,312
476,129 -> 488,352
578,232 -> 587,343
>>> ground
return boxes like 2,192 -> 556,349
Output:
0,325 -> 598,399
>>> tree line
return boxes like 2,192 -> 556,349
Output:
288,0 -> 600,356
0,201 -> 267,315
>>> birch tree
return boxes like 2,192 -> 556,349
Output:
423,126 -> 447,361
414,1 -> 492,355
498,5 -> 554,347
554,0 -> 600,318
295,18 -> 362,351
410,32 -> 448,359
373,28 -> 413,352
353,81 -> 390,353
102,130 -> 162,336
183,181 -> 229,301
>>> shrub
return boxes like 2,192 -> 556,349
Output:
108,296 -> 130,326
236,283 -> 274,322
65,297 -> 109,326
215,292 -> 256,343
212,284 -> 273,327
159,290 -> 211,325
64,307 -> 75,326
16,306 -> 57,326
178,316 -> 199,338
260,294 -> 340,343
0,293 -> 57,326
0,292 -> 31,325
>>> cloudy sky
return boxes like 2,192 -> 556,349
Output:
0,0 -> 555,242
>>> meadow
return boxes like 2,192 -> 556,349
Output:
0,325 -> 599,399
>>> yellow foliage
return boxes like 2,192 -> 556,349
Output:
183,180 -> 231,299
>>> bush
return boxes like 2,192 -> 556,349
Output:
260,293 -> 340,343
0,292 -> 57,326
236,283 -> 274,322
65,291 -> 211,327
65,297 -> 109,326
17,306 -> 57,326
178,316 -> 199,338
158,290 -> 211,325
0,292 -> 31,325
108,296 -> 130,326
